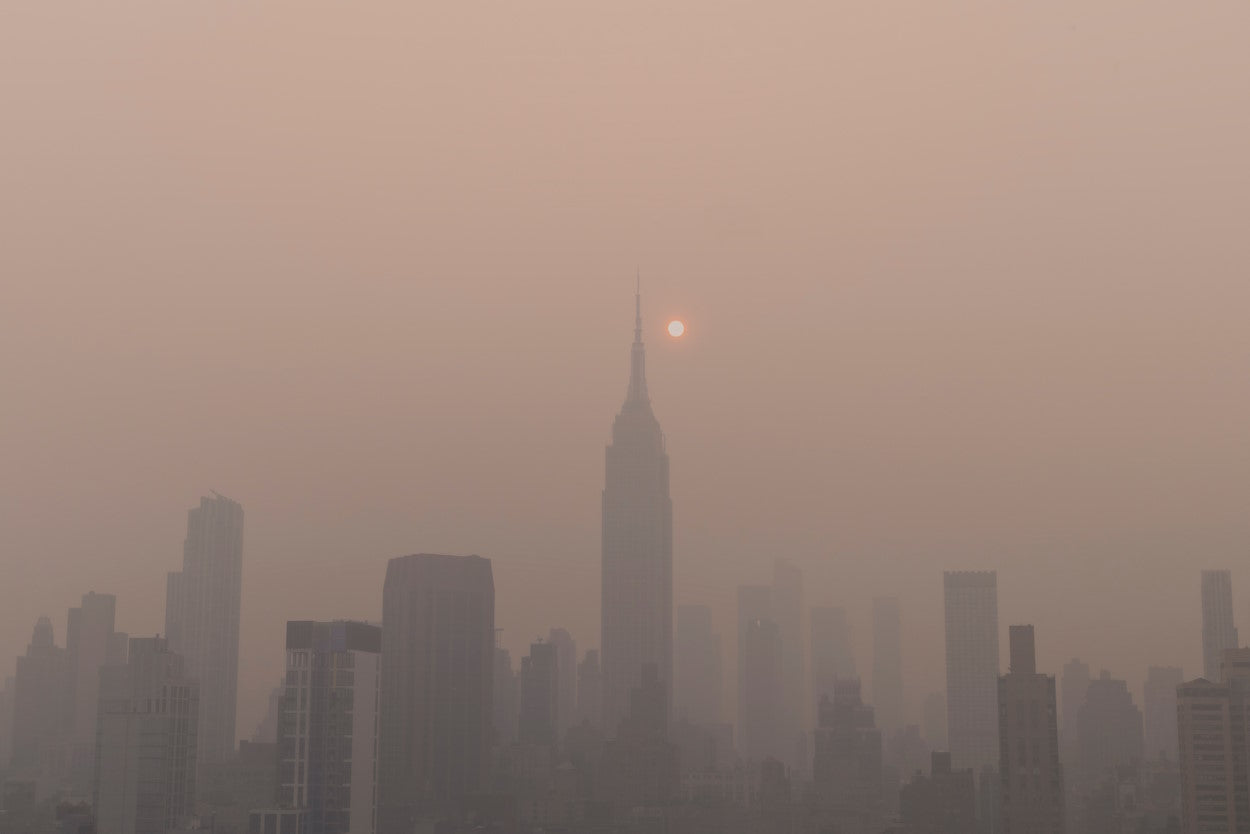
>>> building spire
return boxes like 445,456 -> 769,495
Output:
626,275 -> 649,405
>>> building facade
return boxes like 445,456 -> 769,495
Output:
1177,648 -> 1250,834
675,604 -> 723,725
997,625 -> 1064,834
165,492 -> 244,766
601,289 -> 673,737
873,596 -> 904,736
1201,570 -> 1238,683
812,605 -> 857,708
279,620 -> 381,834
944,571 -> 1001,776
1143,665 -> 1182,763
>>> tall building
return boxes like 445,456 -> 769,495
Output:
278,620 -> 381,834
94,636 -> 199,834
772,559 -> 807,764
10,616 -> 70,775
1059,659 -> 1090,776
598,663 -> 679,814
997,625 -> 1064,834
380,554 -> 495,825
493,645 -> 519,746
812,678 -> 885,834
675,604 -> 723,724
519,641 -> 559,748
0,676 -> 13,768
872,596 -> 904,735
739,617 -> 785,763
812,605 -> 857,706
944,571 -> 1001,776
165,492 -> 244,766
66,591 -> 122,793
601,288 -> 673,736
547,628 -> 577,738
900,752 -> 977,834
923,692 -> 948,751
1143,666 -> 1182,762
576,649 -> 602,730
1177,648 -> 1250,834
1201,570 -> 1238,683
1075,671 -> 1143,794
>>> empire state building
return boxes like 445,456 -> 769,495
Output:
601,288 -> 673,736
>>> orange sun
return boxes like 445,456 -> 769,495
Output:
667,320 -> 686,338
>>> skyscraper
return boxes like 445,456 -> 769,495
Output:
812,679 -> 885,834
812,605 -> 857,706
944,571 -> 1001,776
1059,659 -> 1090,777
10,616 -> 69,773
66,591 -> 123,793
519,640 -> 559,748
1143,665 -> 1182,762
675,604 -> 723,725
1075,671 -> 1144,794
872,596 -> 904,736
278,620 -> 381,834
997,625 -> 1064,834
900,752 -> 977,834
1177,648 -> 1250,834
165,492 -> 244,766
1201,570 -> 1238,683
739,616 -> 785,763
94,636 -> 199,834
601,288 -> 673,736
380,554 -> 495,825
547,628 -> 577,738
576,649 -> 602,730
772,559 -> 807,764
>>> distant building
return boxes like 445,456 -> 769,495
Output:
94,636 -> 199,834
1200,570 -> 1238,683
812,679 -> 885,834
199,739 -> 278,833
739,616 -> 785,764
164,492 -> 244,766
601,289 -> 673,736
772,559 -> 807,767
278,620 -> 381,834
251,681 -> 284,744
873,596 -> 904,736
900,752 -> 977,834
66,591 -> 123,793
598,663 -> 678,815
923,692 -> 948,751
547,628 -> 578,738
675,604 -> 723,725
519,641 -> 559,749
1059,658 -> 1090,777
944,571 -> 1001,776
1143,666 -> 1182,762
379,554 -> 495,824
1075,671 -> 1144,794
1177,648 -> 1250,834
577,649 -> 603,730
811,606 -> 857,708
493,645 -> 519,746
997,625 -> 1064,834
0,675 -> 13,767
10,616 -> 70,782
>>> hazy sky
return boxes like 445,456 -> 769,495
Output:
3,1 -> 1249,736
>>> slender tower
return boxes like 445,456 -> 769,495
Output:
601,284 -> 673,736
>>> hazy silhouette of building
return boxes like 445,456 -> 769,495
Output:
519,640 -> 559,749
998,625 -> 1064,834
10,616 -> 70,779
278,620 -> 381,834
772,559 -> 807,766
94,636 -> 199,834
900,752 -> 977,834
547,627 -> 577,739
599,663 -> 678,815
675,604 -> 723,725
1075,671 -> 1143,795
739,610 -> 785,764
601,288 -> 673,737
944,571 -> 1001,776
493,644 -> 519,746
577,649 -> 602,730
812,679 -> 885,834
1059,658 -> 1090,778
1143,666 -> 1182,762
0,675 -> 13,768
923,691 -> 948,751
1177,648 -> 1250,834
812,605 -> 857,709
199,739 -> 278,834
379,553 -> 495,826
873,596 -> 904,736
66,591 -> 124,794
164,492 -> 244,766
1201,570 -> 1238,683
252,681 -> 284,744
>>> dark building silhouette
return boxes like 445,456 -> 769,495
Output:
577,649 -> 603,730
944,571 -> 1001,778
519,640 -> 559,748
601,288 -> 673,738
599,663 -> 678,816
739,614 -> 785,764
1059,658 -> 1090,779
901,752 -> 977,834
279,620 -> 381,834
998,625 -> 1064,834
772,559 -> 807,766
547,628 -> 577,738
923,691 -> 948,751
812,605 -> 857,711
10,616 -> 70,780
94,636 -> 199,834
1075,671 -> 1143,796
493,644 -> 519,746
812,678 -> 885,834
1177,648 -> 1250,834
164,492 -> 244,766
675,604 -> 723,725
66,592 -> 123,792
380,553 -> 495,827
1200,569 -> 1238,683
873,596 -> 904,736
1143,666 -> 1182,763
